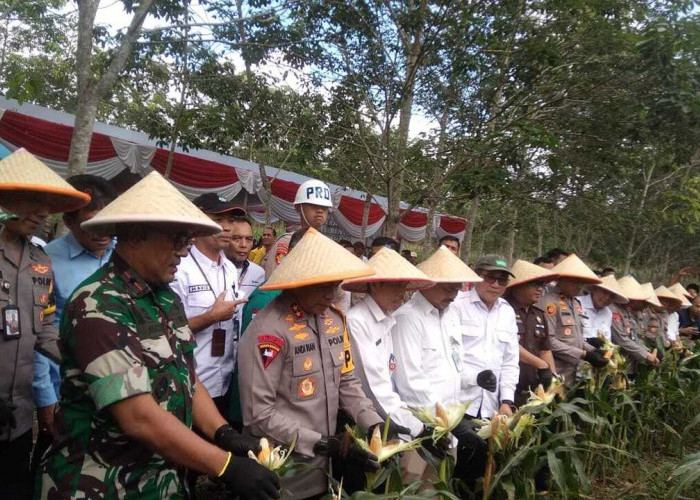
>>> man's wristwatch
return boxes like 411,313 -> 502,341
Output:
500,400 -> 517,413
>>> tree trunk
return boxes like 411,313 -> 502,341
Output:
505,207 -> 517,263
360,191 -> 372,242
423,192 -> 438,256
624,164 -> 654,273
461,196 -> 480,263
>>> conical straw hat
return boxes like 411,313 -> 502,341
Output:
655,285 -> 683,307
593,275 -> 629,304
668,282 -> 693,300
507,259 -> 558,288
671,289 -> 692,307
550,254 -> 602,284
82,171 -> 221,236
417,246 -> 482,283
617,276 -> 648,301
640,282 -> 662,307
342,247 -> 433,292
0,148 -> 90,213
261,227 -> 374,290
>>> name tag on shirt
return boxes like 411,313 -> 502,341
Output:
188,284 -> 211,293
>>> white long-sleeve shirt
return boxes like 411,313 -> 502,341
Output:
577,294 -> 613,341
347,295 -> 424,437
667,311 -> 679,341
455,288 -> 519,418
391,292 -> 463,409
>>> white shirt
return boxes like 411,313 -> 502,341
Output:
172,245 -> 240,397
235,259 -> 266,299
391,292 -> 463,409
577,294 -> 613,341
667,311 -> 679,341
348,295 -> 424,437
455,288 -> 519,418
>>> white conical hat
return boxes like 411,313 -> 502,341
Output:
342,247 -> 433,292
617,276 -> 648,301
671,288 -> 692,307
417,246 -> 482,283
82,171 -> 221,236
655,285 -> 683,307
261,227 -> 374,290
0,148 -> 90,213
593,275 -> 629,304
668,282 -> 693,300
550,254 -> 602,284
640,282 -> 662,307
506,260 -> 558,288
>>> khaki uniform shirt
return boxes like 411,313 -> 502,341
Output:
538,288 -> 594,385
0,236 -> 59,441
261,233 -> 292,278
610,304 -> 650,369
238,293 -> 382,499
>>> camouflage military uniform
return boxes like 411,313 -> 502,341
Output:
37,255 -> 197,499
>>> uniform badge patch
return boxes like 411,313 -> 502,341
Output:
289,323 -> 306,332
258,335 -> 285,369
326,326 -> 340,334
612,312 -> 622,323
303,357 -> 313,371
388,354 -> 397,373
298,377 -> 316,397
563,327 -> 572,336
284,314 -> 294,323
291,304 -> 303,320
39,292 -> 48,305
546,303 -> 557,316
324,317 -> 334,326
31,263 -> 50,274
294,332 -> 309,340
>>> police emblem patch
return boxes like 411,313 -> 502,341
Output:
303,357 -> 313,371
546,303 -> 556,316
298,377 -> 316,397
258,335 -> 285,369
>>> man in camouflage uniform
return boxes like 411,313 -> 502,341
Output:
612,277 -> 659,373
37,172 -> 279,500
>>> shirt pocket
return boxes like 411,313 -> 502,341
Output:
291,342 -> 322,401
186,291 -> 214,310
32,285 -> 51,333
139,335 -> 176,367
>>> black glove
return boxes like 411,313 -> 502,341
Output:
0,398 -> 16,429
586,337 -> 605,349
418,426 -> 449,459
583,348 -> 609,368
452,418 -> 487,482
214,425 -> 261,457
476,370 -> 497,392
537,367 -> 554,389
219,455 -> 281,500
313,432 -> 380,472
369,420 -> 411,442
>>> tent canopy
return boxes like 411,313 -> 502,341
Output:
0,97 -> 466,242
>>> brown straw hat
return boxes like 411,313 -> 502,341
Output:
668,282 -> 693,300
617,276 -> 649,302
671,289 -> 692,307
341,247 -> 433,292
261,227 -> 374,290
550,254 -> 602,284
640,282 -> 662,308
0,148 -> 90,213
655,285 -> 683,307
82,171 -> 222,236
506,259 -> 558,288
593,275 -> 629,304
417,246 -> 482,283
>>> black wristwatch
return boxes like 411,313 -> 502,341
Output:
500,400 -> 517,413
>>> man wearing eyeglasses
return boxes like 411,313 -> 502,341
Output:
172,193 -> 249,417
455,254 -> 520,419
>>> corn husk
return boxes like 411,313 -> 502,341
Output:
247,436 -> 296,473
522,378 -> 566,409
407,401 -> 470,441
344,424 -> 419,463
474,411 -> 536,452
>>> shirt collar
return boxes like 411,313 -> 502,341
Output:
414,291 -> 439,316
66,232 -> 115,260
191,243 -> 227,268
365,294 -> 394,325
112,253 -> 153,298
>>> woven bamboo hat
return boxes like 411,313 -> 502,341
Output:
82,171 -> 221,236
671,288 -> 692,307
640,282 -> 662,307
617,276 -> 648,302
417,246 -> 482,283
655,285 -> 684,307
342,247 -> 433,292
0,148 -> 90,213
550,254 -> 602,284
668,282 -> 693,300
592,274 -> 629,304
261,227 -> 374,290
506,260 -> 558,288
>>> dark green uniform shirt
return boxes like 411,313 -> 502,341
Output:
37,255 -> 197,499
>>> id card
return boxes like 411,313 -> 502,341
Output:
2,305 -> 20,341
211,328 -> 226,357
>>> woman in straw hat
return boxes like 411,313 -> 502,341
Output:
577,274 -> 629,344
504,260 -> 559,407
613,277 -> 659,371
538,254 -> 609,386
0,149 -> 90,498
38,171 -> 280,500
238,228 -> 403,499
342,248 -> 449,480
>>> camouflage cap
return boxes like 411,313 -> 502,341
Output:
474,254 -> 514,276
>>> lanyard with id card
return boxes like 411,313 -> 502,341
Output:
2,303 -> 20,341
190,251 -> 231,357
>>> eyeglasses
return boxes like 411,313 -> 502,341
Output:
480,273 -> 509,286
172,231 -> 194,251
528,280 -> 548,288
